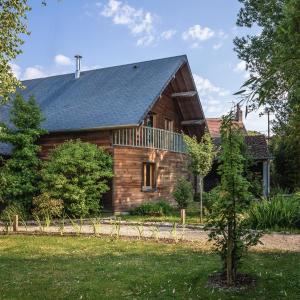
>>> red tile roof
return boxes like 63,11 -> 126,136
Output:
206,118 -> 246,138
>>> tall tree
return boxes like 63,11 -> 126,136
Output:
183,133 -> 215,222
0,94 -> 46,210
234,0 -> 300,191
0,0 -> 30,103
206,115 -> 261,286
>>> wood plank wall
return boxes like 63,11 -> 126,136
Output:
112,146 -> 188,212
38,130 -> 113,159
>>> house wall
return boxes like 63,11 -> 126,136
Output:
112,146 -> 188,212
38,130 -> 113,158
150,85 -> 184,133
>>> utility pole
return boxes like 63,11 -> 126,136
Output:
263,107 -> 271,143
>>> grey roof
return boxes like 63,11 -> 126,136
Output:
0,55 -> 188,133
213,135 -> 270,160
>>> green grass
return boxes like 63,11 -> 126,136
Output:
121,202 -> 205,225
0,236 -> 299,299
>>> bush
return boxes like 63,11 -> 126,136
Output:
202,186 -> 221,214
247,194 -> 300,230
132,200 -> 173,216
0,202 -> 27,222
41,140 -> 113,218
32,193 -> 63,219
172,178 -> 193,209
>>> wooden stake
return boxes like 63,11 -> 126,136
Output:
13,215 -> 19,232
180,209 -> 186,225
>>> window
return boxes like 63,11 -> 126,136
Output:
142,162 -> 156,191
164,118 -> 173,131
144,113 -> 156,128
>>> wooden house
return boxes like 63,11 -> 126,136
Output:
0,55 -> 206,213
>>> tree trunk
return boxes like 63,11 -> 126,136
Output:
199,175 -> 203,223
227,220 -> 234,286
180,208 -> 186,225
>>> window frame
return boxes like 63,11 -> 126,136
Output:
142,162 -> 157,192
164,118 -> 174,132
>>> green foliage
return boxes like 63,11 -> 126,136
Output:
0,0 -> 30,103
40,140 -> 113,218
172,178 -> 193,209
0,94 -> 46,210
247,194 -> 300,230
205,115 -> 261,286
183,133 -> 215,178
32,193 -> 64,219
234,0 -> 300,191
0,202 -> 27,222
202,186 -> 221,214
131,200 -> 173,216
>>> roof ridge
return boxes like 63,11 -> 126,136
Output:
22,55 -> 188,83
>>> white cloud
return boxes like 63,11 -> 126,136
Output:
182,25 -> 214,42
101,0 -> 156,46
234,61 -> 246,73
54,54 -> 72,66
23,66 -> 46,80
9,63 -> 21,79
193,74 -> 230,97
213,42 -> 223,50
193,74 -> 231,116
161,29 -> 176,40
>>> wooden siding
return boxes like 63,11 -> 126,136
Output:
38,130 -> 112,158
112,146 -> 188,212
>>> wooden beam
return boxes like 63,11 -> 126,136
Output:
171,91 -> 197,98
181,119 -> 205,126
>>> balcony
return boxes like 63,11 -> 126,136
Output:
113,126 -> 186,153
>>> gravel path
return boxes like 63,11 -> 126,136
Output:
1,223 -> 299,252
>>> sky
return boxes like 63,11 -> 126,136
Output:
11,0 -> 271,134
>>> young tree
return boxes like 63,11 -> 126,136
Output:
0,94 -> 46,210
206,115 -> 261,286
41,140 -> 114,217
183,133 -> 215,222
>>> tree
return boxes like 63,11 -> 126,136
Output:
0,0 -> 30,103
183,133 -> 215,222
41,140 -> 114,217
234,0 -> 300,191
172,178 -> 193,209
206,115 -> 261,286
0,94 -> 46,210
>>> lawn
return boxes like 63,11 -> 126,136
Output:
0,236 -> 299,299
120,202 -> 204,225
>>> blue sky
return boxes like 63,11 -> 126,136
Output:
11,0 -> 270,133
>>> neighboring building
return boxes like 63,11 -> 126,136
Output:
205,105 -> 271,197
0,55 -> 206,213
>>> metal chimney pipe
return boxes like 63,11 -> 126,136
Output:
74,54 -> 82,79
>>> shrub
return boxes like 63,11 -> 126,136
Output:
247,194 -> 300,229
172,178 -> 193,209
32,193 -> 63,219
0,202 -> 27,222
41,140 -> 113,218
132,200 -> 173,216
202,186 -> 221,214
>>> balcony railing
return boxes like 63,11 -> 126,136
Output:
113,126 -> 186,153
